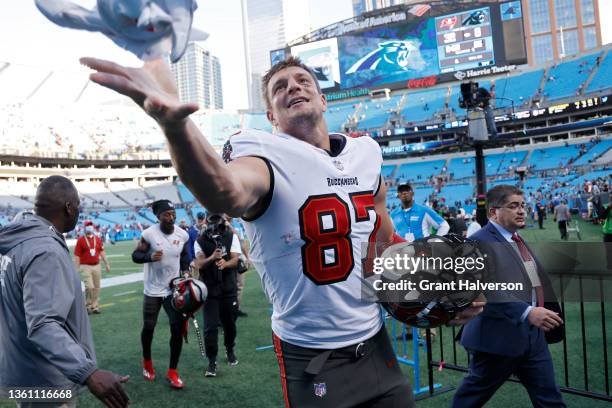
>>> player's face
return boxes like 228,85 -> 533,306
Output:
266,66 -> 327,135
158,210 -> 176,232
492,194 -> 526,232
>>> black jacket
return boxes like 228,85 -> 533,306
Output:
196,230 -> 238,298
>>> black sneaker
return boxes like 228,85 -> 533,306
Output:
205,362 -> 217,377
236,310 -> 248,318
226,350 -> 239,366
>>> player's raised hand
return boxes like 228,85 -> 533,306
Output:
79,57 -> 199,128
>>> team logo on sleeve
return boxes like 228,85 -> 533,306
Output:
222,140 -> 233,163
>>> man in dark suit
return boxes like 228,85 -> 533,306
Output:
452,184 -> 566,408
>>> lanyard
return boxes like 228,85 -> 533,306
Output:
84,235 -> 96,251
400,207 -> 414,233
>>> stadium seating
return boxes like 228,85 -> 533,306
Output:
572,139 -> 612,166
439,183 -> 474,204
109,182 -> 149,206
381,164 -> 396,178
572,169 -> 611,186
243,113 -> 273,132
493,70 -> 544,108
395,159 -> 446,182
400,88 -> 448,123
447,156 -> 475,180
542,53 -> 600,100
585,51 -> 611,94
75,182 -> 128,208
357,94 -> 403,129
143,182 -> 181,203
526,145 -> 583,171
177,183 -> 196,203
324,101 -> 357,132
175,208 -> 191,224
485,150 -> 527,175
192,112 -> 241,145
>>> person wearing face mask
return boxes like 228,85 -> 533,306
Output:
74,221 -> 110,315
0,175 -> 130,408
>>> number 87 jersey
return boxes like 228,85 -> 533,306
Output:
224,129 -> 384,349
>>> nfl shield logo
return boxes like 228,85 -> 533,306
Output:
313,382 -> 327,398
332,160 -> 344,171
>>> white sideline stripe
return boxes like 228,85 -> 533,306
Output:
106,254 -> 125,258
101,272 -> 144,288
113,290 -> 137,297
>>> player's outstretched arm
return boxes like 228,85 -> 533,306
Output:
80,57 -> 269,216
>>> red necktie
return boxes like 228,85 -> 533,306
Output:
512,233 -> 544,307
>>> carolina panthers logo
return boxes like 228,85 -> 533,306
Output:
345,40 -> 426,74
463,10 -> 486,26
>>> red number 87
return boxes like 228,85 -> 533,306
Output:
298,192 -> 378,285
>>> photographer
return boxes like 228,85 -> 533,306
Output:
194,214 -> 241,377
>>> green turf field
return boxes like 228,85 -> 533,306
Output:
1,218 -> 610,407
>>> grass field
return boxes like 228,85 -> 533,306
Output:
1,218 -> 610,407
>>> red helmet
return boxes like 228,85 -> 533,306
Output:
169,277 -> 208,316
378,234 -> 486,328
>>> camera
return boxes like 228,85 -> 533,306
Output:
459,81 -> 491,109
205,214 -> 227,255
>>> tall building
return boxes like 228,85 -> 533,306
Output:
523,0 -> 602,65
171,43 -> 223,109
241,0 -> 312,111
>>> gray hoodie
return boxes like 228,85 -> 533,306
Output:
0,215 -> 97,393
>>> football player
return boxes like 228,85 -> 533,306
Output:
82,55 -> 483,407
132,199 -> 191,388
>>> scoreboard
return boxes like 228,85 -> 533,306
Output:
435,7 -> 495,73
279,1 -> 528,98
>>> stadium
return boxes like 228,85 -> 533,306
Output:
0,0 -> 611,407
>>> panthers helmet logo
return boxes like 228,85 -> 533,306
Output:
463,10 -> 486,26
345,40 -> 426,74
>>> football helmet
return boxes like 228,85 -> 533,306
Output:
170,277 -> 207,316
378,234 -> 486,328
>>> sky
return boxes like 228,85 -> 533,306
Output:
0,0 -> 608,109
0,0 -> 352,110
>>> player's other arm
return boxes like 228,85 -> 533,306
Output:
179,242 -> 191,274
373,178 -> 395,244
79,57 -> 269,217
132,238 -> 156,263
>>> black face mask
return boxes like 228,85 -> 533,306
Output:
65,202 -> 80,233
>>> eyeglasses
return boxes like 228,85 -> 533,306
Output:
495,202 -> 527,211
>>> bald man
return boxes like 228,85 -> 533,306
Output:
0,175 -> 129,408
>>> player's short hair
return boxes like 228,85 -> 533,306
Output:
397,183 -> 413,193
486,184 -> 523,210
261,55 -> 321,111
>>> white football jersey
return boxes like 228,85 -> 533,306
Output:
141,224 -> 189,297
226,129 -> 384,348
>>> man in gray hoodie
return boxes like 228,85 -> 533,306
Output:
0,176 -> 129,408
